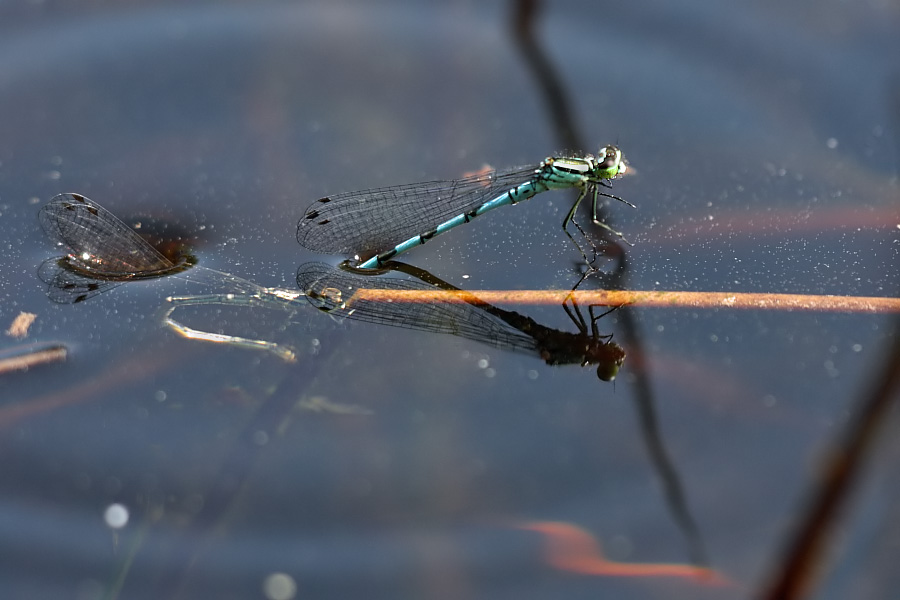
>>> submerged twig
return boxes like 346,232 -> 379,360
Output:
0,343 -> 67,375
345,288 -> 900,313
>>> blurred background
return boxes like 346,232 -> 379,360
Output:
1,1 -> 898,598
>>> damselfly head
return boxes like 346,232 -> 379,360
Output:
596,145 -> 626,179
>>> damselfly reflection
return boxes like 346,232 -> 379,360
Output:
297,262 -> 625,381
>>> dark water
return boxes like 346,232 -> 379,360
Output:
1,1 -> 898,598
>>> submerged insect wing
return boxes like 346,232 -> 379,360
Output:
37,258 -> 122,304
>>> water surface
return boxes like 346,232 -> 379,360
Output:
1,1 -> 898,598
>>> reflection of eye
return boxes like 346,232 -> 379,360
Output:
311,286 -> 346,311
322,287 -> 343,303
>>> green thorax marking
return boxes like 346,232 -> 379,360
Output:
538,145 -> 626,190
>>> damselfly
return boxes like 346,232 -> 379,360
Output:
40,194 -> 625,376
297,262 -> 625,381
39,192 -> 195,290
39,193 -> 304,359
297,145 -> 632,269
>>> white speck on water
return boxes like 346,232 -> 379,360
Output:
104,504 -> 129,529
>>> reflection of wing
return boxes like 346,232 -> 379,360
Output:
296,166 -> 535,257
37,258 -> 122,304
39,193 -> 174,276
296,262 -> 541,356
297,262 -> 626,380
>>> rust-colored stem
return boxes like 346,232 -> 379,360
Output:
347,288 -> 900,313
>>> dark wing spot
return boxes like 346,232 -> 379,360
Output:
305,210 -> 320,220
71,193 -> 86,203
86,206 -> 99,216
317,197 -> 331,204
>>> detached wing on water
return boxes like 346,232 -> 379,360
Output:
296,166 -> 536,258
39,193 -> 175,277
296,262 -> 543,356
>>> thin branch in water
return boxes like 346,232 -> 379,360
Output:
345,288 -> 900,313
0,343 -> 67,375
